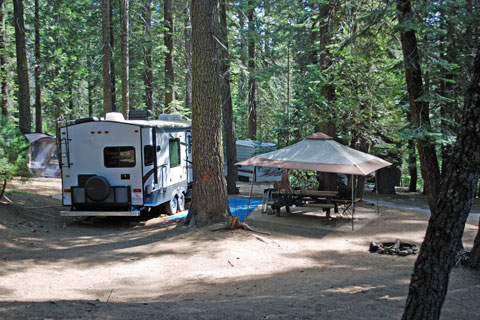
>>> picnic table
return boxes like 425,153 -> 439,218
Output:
262,188 -> 362,226
262,189 -> 339,218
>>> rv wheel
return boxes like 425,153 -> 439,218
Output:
85,176 -> 111,202
177,193 -> 185,211
164,196 -> 178,215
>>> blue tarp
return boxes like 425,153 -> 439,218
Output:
229,198 -> 263,221
166,198 -> 262,222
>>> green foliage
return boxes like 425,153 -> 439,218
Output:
288,170 -> 319,190
0,0 -> 476,194
0,117 -> 30,182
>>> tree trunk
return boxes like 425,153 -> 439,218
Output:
470,217 -> 480,269
13,0 -> 31,134
408,139 -> 417,192
318,3 -> 336,126
397,0 -> 440,210
247,0 -> 256,140
34,0 -> 42,132
0,0 -> 7,117
164,0 -> 174,113
88,80 -> 93,117
351,133 -> 369,199
219,0 -> 238,195
401,33 -> 480,320
68,84 -> 74,119
186,0 -> 230,227
109,0 -> 116,112
102,0 -> 113,115
0,178 -> 6,200
184,1 -> 192,111
376,166 -> 397,195
142,0 -> 153,112
120,0 -> 129,118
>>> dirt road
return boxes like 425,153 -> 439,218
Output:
0,178 -> 479,319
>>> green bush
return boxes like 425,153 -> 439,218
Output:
0,117 -> 30,184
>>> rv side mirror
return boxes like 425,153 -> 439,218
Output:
156,146 -> 161,152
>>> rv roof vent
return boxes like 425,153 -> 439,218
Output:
158,113 -> 182,121
105,112 -> 125,122
129,109 -> 152,120
74,117 -> 98,124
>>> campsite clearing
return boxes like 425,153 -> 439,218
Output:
0,178 -> 479,319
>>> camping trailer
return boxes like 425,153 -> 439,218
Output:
58,112 -> 192,217
235,139 -> 283,182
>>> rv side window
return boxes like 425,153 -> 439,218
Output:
144,145 -> 155,166
169,139 -> 181,167
104,147 -> 136,168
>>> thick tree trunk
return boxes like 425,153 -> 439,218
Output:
401,33 -> 480,320
186,0 -> 230,227
376,166 -> 397,195
470,217 -> 480,269
101,0 -> 113,115
351,133 -> 369,199
109,0 -> 116,112
397,0 -> 440,210
13,0 -> 31,134
164,0 -> 175,112
184,2 -> 192,111
247,0 -> 256,140
316,124 -> 337,192
0,0 -> 7,117
34,0 -> 41,132
120,0 -> 129,118
408,140 -> 417,192
219,0 -> 238,195
142,0 -> 153,112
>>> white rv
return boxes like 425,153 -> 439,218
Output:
58,112 -> 192,217
236,139 -> 283,182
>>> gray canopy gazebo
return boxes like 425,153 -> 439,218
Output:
235,132 -> 392,230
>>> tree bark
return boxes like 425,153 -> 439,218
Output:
247,0 -> 256,140
397,0 -> 440,210
186,0 -> 230,227
68,84 -> 74,119
120,0 -> 129,118
376,166 -> 397,195
88,80 -> 93,117
470,217 -> 480,269
13,0 -> 31,134
34,0 -> 41,132
408,139 -> 417,192
164,0 -> 174,113
184,1 -> 192,111
0,0 -> 7,117
102,0 -> 113,115
401,33 -> 480,320
142,0 -> 153,112
109,0 -> 116,112
219,0 -> 238,195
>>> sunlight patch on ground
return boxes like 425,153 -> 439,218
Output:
325,285 -> 381,294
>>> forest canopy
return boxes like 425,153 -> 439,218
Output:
0,0 -> 479,192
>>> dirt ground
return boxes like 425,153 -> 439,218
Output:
1,178 -> 479,320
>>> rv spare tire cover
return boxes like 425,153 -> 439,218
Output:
85,176 -> 111,202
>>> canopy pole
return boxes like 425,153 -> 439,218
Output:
245,166 -> 256,221
375,172 -> 379,215
351,174 -> 355,231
